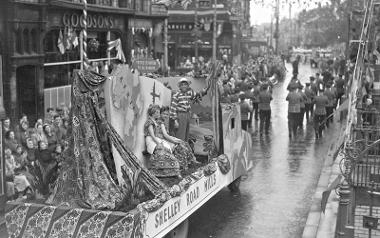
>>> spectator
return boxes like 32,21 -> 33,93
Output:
32,123 -> 48,148
43,124 -> 57,152
36,141 -> 58,195
15,120 -> 31,148
45,108 -> 55,125
4,130 -> 19,154
51,144 -> 63,165
36,118 -> 43,126
53,115 -> 67,144
14,145 -> 28,169
4,147 -> 32,199
25,138 -> 36,163
2,117 -> 12,135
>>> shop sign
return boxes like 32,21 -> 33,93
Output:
128,19 -> 152,29
62,13 -> 115,29
133,58 -> 160,73
168,23 -> 194,31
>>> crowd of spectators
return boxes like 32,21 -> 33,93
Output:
3,105 -> 70,201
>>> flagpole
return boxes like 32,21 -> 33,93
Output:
194,0 -> 199,62
82,0 -> 89,69
107,30 -> 111,65
212,0 -> 217,62
80,31 -> 84,70
164,17 -> 169,76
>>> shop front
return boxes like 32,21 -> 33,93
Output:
129,17 -> 165,72
43,9 -> 126,111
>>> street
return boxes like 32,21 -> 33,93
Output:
188,63 -> 342,238
0,64 -> 343,238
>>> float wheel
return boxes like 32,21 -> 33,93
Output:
164,219 -> 189,238
228,176 -> 241,193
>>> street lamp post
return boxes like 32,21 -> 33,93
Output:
194,0 -> 199,61
275,0 -> 280,54
212,0 -> 217,62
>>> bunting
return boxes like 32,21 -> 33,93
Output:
108,38 -> 126,63
57,30 -> 65,55
152,0 -> 193,9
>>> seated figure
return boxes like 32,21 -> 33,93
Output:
4,147 -> 32,199
144,105 -> 198,178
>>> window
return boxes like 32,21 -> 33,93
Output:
15,29 -> 22,54
142,0 -> 150,13
23,28 -> 29,54
31,29 -> 37,53
119,0 -> 133,8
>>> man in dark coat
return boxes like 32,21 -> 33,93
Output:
313,89 -> 329,139
258,84 -> 273,135
286,86 -> 302,139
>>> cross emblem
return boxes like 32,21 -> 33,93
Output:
151,82 -> 161,104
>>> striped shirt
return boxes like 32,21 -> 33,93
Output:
170,89 -> 200,120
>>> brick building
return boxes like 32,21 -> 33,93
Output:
0,0 -> 168,123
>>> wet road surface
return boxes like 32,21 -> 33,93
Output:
188,63 -> 342,238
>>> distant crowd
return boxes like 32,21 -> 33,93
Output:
3,106 -> 70,201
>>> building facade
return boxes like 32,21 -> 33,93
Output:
167,0 -> 250,71
1,0 -> 167,123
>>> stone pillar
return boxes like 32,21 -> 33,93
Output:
335,181 -> 353,238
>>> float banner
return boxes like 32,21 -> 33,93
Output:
105,65 -> 172,184
145,168 -> 223,238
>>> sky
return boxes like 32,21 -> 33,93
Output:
249,0 -> 332,25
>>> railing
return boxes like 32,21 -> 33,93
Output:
342,0 -> 380,189
349,139 -> 380,188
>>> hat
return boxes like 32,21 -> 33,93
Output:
178,78 -> 190,85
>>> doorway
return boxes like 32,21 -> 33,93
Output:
17,65 -> 38,122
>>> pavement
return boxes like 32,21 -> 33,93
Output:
302,122 -> 346,238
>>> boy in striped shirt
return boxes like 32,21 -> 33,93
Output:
170,78 -> 207,142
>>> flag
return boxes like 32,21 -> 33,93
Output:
180,0 -> 192,9
217,23 -> 223,37
72,30 -> 79,48
108,38 -> 126,63
57,30 -> 65,54
65,27 -> 73,50
321,175 -> 342,213
152,0 -> 172,7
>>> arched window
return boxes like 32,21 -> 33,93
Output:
23,28 -> 29,54
31,29 -> 37,53
15,29 -> 22,54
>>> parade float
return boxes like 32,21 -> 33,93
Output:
4,63 -> 253,238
